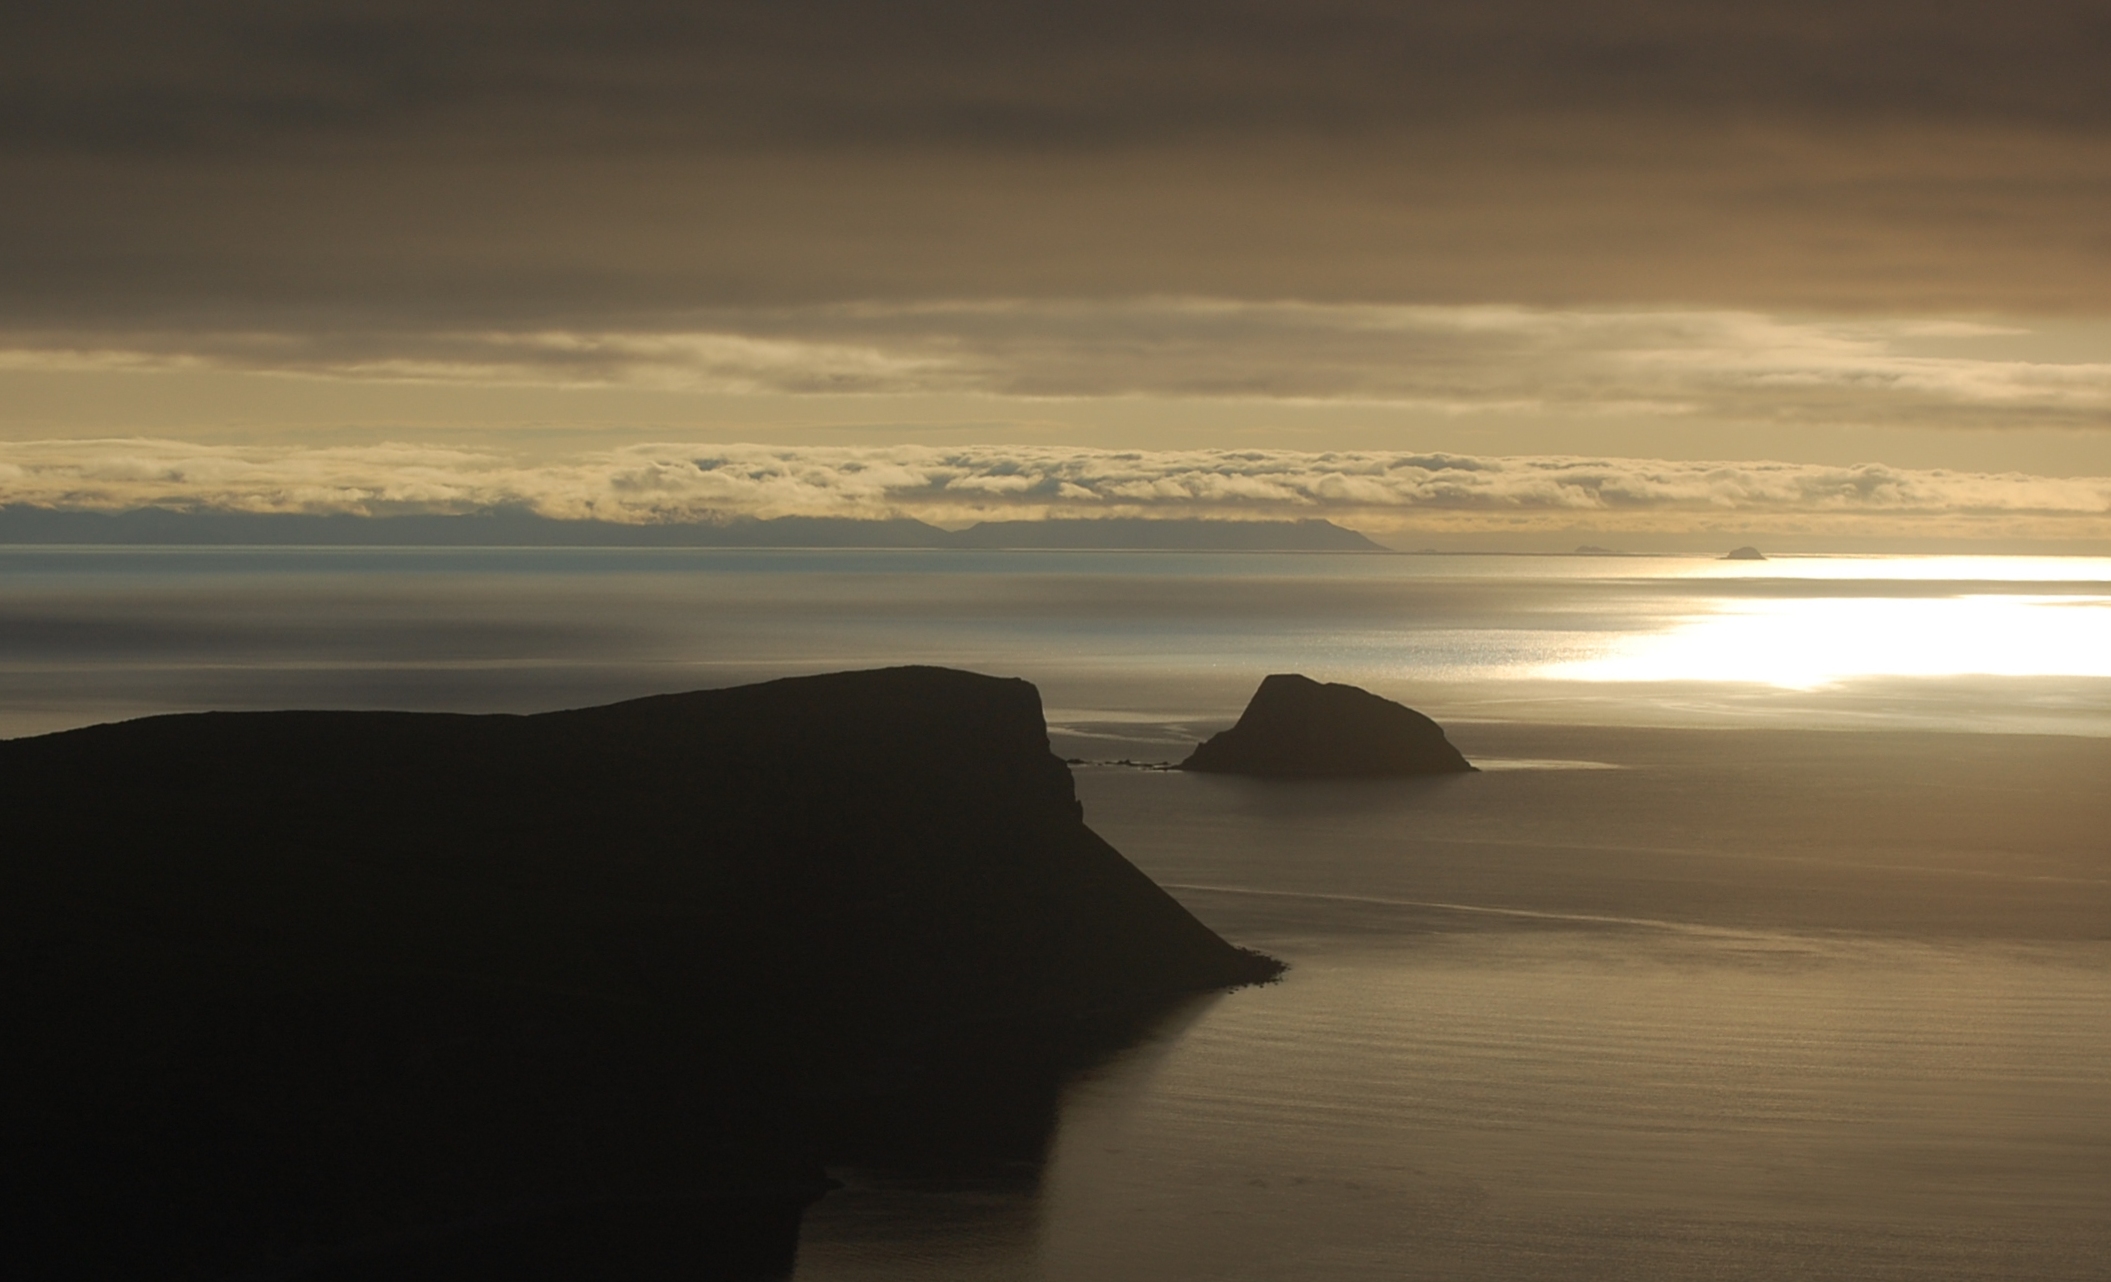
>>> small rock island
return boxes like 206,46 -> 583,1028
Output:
1179,674 -> 1475,777
3,667 -> 1279,1280
1724,545 -> 1767,560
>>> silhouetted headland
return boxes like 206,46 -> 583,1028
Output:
1179,674 -> 1475,777
3,667 -> 1279,1280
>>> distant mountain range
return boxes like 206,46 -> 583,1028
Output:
0,506 -> 1387,551
948,517 -> 1381,550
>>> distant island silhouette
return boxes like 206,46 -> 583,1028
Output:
1724,545 -> 1767,560
1179,674 -> 1475,777
948,517 -> 1384,551
0,506 -> 1383,551
4,667 -> 1280,1280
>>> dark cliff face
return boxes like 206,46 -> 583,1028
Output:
2,666 -> 1278,1280
1180,673 -> 1474,777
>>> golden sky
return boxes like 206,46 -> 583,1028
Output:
5,2 -> 2108,544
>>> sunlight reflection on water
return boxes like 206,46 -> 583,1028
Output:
1679,554 -> 2111,583
4,548 -> 2110,737
1546,593 -> 2111,688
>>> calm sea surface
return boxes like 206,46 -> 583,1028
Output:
6,548 -> 2109,1278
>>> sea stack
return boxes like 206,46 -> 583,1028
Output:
1179,674 -> 1474,777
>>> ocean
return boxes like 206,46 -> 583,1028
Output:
6,547 -> 2108,1279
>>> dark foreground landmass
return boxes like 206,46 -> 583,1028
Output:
0,506 -> 1385,551
1,667 -> 1279,1280
1181,673 -> 1475,777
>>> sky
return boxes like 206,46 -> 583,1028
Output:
5,1 -> 2110,548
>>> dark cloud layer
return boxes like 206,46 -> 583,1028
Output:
3,3 -> 2109,349
11,2 -> 2111,156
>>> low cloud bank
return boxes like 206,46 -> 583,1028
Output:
7,304 -> 2111,431
4,439 -> 2107,544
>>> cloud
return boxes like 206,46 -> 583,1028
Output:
5,439 -> 2107,542
6,303 -> 2109,431
11,3 -> 2109,158
5,5 -> 2111,325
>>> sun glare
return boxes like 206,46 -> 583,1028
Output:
1684,556 -> 2111,584
1548,593 -> 2111,689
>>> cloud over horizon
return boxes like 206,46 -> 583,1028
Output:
6,303 -> 2109,433
5,439 -> 2106,545
5,3 -> 2108,497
